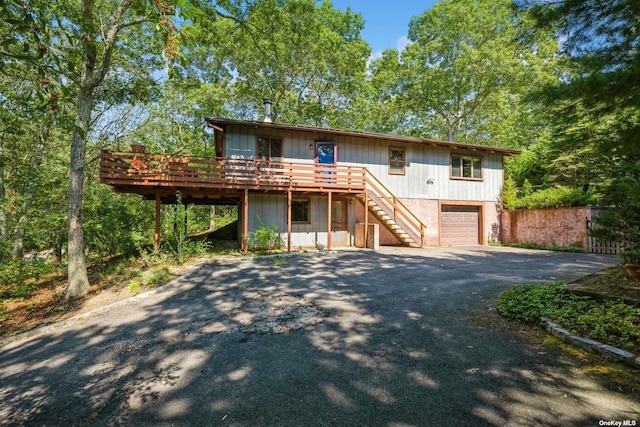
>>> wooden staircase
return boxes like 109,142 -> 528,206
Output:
360,170 -> 427,248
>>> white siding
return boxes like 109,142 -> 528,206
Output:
248,194 -> 353,248
224,124 -> 505,203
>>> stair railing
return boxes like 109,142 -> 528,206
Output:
364,169 -> 427,247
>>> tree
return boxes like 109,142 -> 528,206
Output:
519,0 -> 640,259
369,0 -> 557,145
203,0 -> 370,127
0,0 -> 252,298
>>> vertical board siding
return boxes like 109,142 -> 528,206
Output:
248,194 -> 350,248
225,124 -> 505,244
225,125 -> 505,202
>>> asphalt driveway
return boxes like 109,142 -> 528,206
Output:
1,246 -> 638,426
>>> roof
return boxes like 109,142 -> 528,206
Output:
205,117 -> 521,156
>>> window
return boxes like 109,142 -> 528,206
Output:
292,199 -> 310,223
389,147 -> 406,175
451,154 -> 482,180
257,136 -> 283,160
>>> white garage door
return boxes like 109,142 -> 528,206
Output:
441,205 -> 480,245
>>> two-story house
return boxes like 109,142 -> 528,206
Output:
100,104 -> 519,251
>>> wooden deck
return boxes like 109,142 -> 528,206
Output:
99,150 -> 367,198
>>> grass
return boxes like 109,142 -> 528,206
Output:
128,279 -> 141,296
490,241 -> 588,253
497,282 -> 640,353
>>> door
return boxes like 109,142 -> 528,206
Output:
331,199 -> 348,245
316,142 -> 336,183
441,205 -> 480,245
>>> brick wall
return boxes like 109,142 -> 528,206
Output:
500,206 -> 593,248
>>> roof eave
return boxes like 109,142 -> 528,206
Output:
204,117 -> 521,156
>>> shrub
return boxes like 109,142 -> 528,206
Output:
147,265 -> 171,288
128,280 -> 141,296
498,283 -> 640,351
247,220 -> 283,252
512,185 -> 591,209
182,239 -> 211,258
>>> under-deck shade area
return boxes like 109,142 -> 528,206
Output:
99,150 -> 367,252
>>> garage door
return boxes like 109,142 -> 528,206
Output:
441,205 -> 480,245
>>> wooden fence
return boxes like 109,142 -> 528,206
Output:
586,218 -> 623,255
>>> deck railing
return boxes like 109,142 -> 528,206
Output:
99,150 -> 366,193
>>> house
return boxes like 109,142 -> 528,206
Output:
100,102 -> 520,251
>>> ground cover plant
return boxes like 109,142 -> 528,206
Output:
497,282 -> 640,353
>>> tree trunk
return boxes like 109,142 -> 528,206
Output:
0,133 -> 6,243
12,219 -> 25,259
63,89 -> 92,299
209,205 -> 216,231
12,122 -> 49,260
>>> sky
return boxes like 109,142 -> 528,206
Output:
329,0 -> 440,59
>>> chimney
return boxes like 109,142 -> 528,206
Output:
263,98 -> 272,123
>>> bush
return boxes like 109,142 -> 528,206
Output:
498,283 -> 640,351
182,239 -> 211,258
247,221 -> 283,252
146,265 -> 171,288
512,185 -> 592,209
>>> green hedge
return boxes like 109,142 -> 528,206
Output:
512,186 -> 592,209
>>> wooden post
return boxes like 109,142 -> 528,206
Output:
287,190 -> 292,253
363,189 -> 368,249
242,189 -> 249,253
154,194 -> 161,251
327,191 -> 332,250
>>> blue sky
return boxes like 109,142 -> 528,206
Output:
330,0 -> 440,57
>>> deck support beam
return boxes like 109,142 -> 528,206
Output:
154,194 -> 161,251
327,191 -> 332,250
287,190 -> 292,253
242,189 -> 249,254
363,189 -> 368,249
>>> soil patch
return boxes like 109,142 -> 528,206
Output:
567,264 -> 640,306
0,258 -> 204,341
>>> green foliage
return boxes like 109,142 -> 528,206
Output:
84,187 -> 154,257
520,179 -> 534,198
128,279 -> 141,296
182,239 -> 211,258
512,185 -> 593,209
500,241 -> 587,253
372,0 -> 558,144
147,265 -> 171,288
498,283 -> 640,351
0,259 -> 56,288
247,219 -> 283,253
500,177 -> 518,209
204,0 -> 370,127
272,255 -> 286,266
171,191 -> 187,265
590,199 -> 640,265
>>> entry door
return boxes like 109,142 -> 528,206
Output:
331,199 -> 348,245
316,143 -> 336,183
